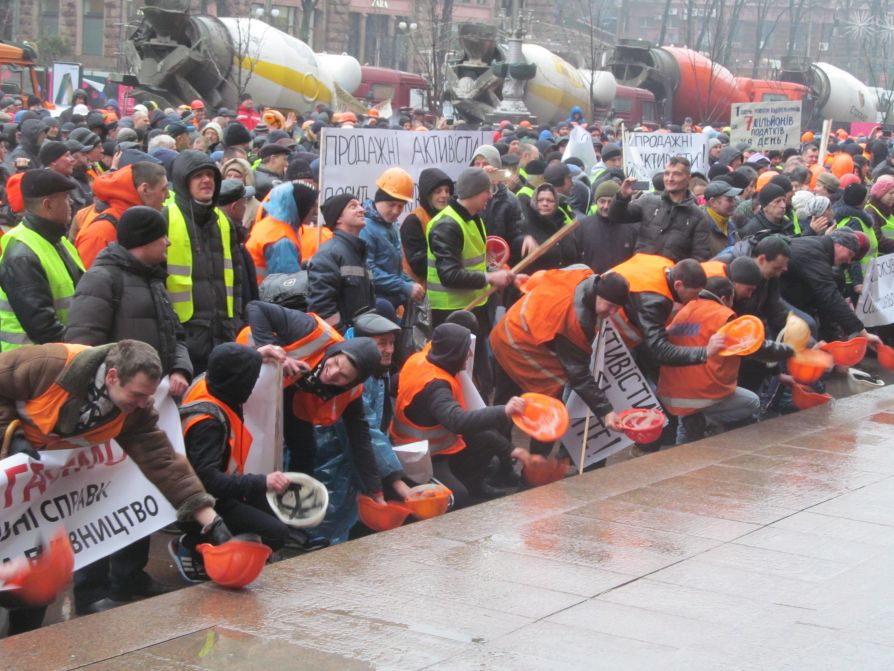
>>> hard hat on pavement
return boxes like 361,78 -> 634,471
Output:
266,472 -> 329,528
375,167 -> 414,202
196,534 -> 271,589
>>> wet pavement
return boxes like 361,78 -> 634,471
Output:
4,373 -> 894,669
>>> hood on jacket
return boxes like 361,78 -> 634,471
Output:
171,149 -> 222,204
426,323 -> 471,376
264,181 -> 299,223
19,119 -> 46,156
92,164 -> 140,214
206,343 -> 262,409
221,157 -> 255,187
718,146 -> 742,167
417,168 -> 453,216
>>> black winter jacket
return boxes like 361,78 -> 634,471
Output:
739,210 -> 799,239
610,190 -> 712,261
165,150 -> 243,372
483,184 -> 526,264
402,168 -> 453,281
65,243 -> 193,378
714,240 -> 789,334
0,213 -> 83,344
575,213 -> 638,273
427,198 -> 489,298
306,229 -> 375,332
521,199 -> 579,273
781,236 -> 864,337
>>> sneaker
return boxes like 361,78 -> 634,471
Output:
284,529 -> 330,552
167,535 -> 209,583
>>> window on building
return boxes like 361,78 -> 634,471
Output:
40,0 -> 60,37
83,0 -> 105,56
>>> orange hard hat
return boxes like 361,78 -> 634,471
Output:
756,170 -> 776,192
190,99 -> 205,110
616,407 -> 666,443
877,343 -> 894,370
367,108 -> 379,118
830,153 -> 855,178
511,393 -> 570,442
819,336 -> 867,367
521,455 -> 570,487
791,383 -> 832,410
716,315 -> 765,357
196,535 -> 271,589
375,167 -> 414,201
788,349 -> 833,384
404,484 -> 452,519
6,528 -> 75,605
340,111 -> 358,124
801,131 -> 815,143
357,495 -> 411,531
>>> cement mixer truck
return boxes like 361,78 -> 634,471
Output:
125,0 -> 360,113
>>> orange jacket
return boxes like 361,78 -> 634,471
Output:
608,253 -> 675,347
181,376 -> 252,474
18,344 -> 127,449
700,260 -> 728,279
657,297 -> 737,416
490,266 -> 594,396
389,350 -> 467,455
75,165 -> 141,268
245,214 -> 301,284
237,314 -> 361,426
298,224 -> 332,264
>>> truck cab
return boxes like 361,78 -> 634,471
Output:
0,41 -> 44,104
356,66 -> 430,114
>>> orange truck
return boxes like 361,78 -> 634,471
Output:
0,41 -> 48,107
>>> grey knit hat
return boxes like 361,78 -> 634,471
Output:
455,167 -> 492,199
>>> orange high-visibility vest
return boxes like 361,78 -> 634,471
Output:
237,314 -> 361,426
608,253 -> 675,348
700,260 -> 728,279
490,266 -> 594,396
298,224 -> 332,263
245,215 -> 302,285
657,298 -> 737,416
390,350 -> 467,455
18,344 -> 128,450
180,376 -> 252,474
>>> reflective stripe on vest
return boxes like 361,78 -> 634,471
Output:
237,313 -> 339,385
166,203 -> 234,322
0,224 -> 85,351
837,216 -> 878,276
17,344 -> 128,449
390,351 -> 467,455
425,204 -> 488,311
516,185 -> 534,199
868,204 -> 894,239
790,211 -> 802,236
181,376 -> 252,474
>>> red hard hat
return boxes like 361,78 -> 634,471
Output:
190,99 -> 205,110
196,535 -> 271,589
853,231 -> 871,261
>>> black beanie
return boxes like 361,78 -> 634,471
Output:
321,192 -> 356,228
293,182 -> 318,222
117,206 -> 168,249
207,343 -> 262,408
843,183 -> 868,208
37,141 -> 69,166
729,257 -> 763,286
223,122 -> 252,147
759,184 -> 787,208
769,174 -> 793,193
595,272 -> 630,306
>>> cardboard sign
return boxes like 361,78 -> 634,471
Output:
560,320 -> 663,469
0,369 -> 281,574
856,254 -> 894,327
319,128 -> 491,217
730,100 -> 803,150
623,132 -> 709,182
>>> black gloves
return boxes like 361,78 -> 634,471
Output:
202,516 -> 233,546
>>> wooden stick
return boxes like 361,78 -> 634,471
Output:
817,118 -> 833,166
0,419 -> 21,460
462,217 -> 582,311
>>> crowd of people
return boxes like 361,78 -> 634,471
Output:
0,90 -> 891,635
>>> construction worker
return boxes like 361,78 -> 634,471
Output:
391,323 -> 529,504
237,300 -> 384,500
427,167 -> 519,397
0,340 -> 226,634
701,256 -> 765,304
0,169 -> 84,351
164,150 -> 243,374
491,265 -> 631,450
360,167 -> 423,309
658,276 -> 792,444
246,181 -> 318,283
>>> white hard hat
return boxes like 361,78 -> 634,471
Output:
266,472 -> 329,528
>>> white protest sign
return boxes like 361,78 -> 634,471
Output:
0,370 -> 281,574
319,128 -> 491,217
856,254 -> 894,327
560,320 -> 663,469
623,132 -> 709,182
0,379 -> 182,572
730,100 -> 802,150
243,363 -> 283,473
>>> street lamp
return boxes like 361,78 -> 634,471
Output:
397,20 -> 418,71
